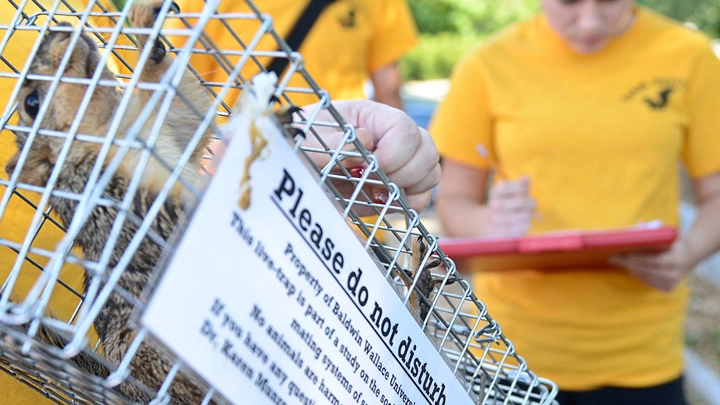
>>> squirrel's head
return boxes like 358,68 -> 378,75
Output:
6,22 -> 120,186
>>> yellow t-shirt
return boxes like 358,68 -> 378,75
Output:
430,8 -> 720,390
1,2 -> 106,403
168,0 -> 418,108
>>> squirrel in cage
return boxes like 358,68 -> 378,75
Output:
4,0 -> 433,403
5,2 -> 215,403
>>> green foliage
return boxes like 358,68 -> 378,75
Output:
405,0 -> 456,34
408,0 -> 720,37
407,0 -> 539,36
403,0 -> 539,80
400,33 -> 483,81
402,0 -> 720,81
638,0 -> 720,37
400,0 -> 540,80
111,0 -> 125,11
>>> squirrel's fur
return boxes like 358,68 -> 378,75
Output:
5,2 -> 214,403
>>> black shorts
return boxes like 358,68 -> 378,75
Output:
555,376 -> 686,405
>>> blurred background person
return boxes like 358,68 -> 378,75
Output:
169,0 -> 418,109
430,0 -> 720,404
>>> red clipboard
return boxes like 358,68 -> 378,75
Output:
438,225 -> 677,271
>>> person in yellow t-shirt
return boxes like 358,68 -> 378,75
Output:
430,0 -> 720,404
169,0 -> 418,110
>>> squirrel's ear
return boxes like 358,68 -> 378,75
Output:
78,32 -> 114,80
82,36 -> 103,78
5,152 -> 19,177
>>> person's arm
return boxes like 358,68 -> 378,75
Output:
435,157 -> 535,238
610,171 -> 720,291
369,62 -> 404,110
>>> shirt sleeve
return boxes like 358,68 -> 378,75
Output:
683,39 -> 720,178
367,0 -> 418,71
428,48 -> 494,169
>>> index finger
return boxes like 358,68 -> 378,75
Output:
319,100 -> 423,174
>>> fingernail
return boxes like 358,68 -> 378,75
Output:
350,166 -> 366,178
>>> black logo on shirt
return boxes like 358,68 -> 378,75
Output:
336,0 -> 356,28
338,9 -> 356,28
622,77 -> 685,110
644,88 -> 674,109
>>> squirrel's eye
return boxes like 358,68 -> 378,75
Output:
24,90 -> 40,119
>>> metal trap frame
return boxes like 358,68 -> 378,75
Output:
0,0 -> 557,403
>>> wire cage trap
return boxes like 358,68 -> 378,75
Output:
0,0 -> 557,404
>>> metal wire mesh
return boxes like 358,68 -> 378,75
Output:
0,0 -> 557,403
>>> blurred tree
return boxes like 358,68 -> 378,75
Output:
638,0 -> 720,37
408,0 -> 720,37
407,0 -> 539,36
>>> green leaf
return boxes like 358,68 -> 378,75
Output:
110,0 -> 126,11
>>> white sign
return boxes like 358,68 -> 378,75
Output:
142,107 -> 473,405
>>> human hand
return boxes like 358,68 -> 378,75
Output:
609,239 -> 695,292
484,176 -> 535,237
209,99 -> 440,215
303,100 -> 441,214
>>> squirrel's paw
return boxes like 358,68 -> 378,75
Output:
128,1 -> 180,63
275,105 -> 305,140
